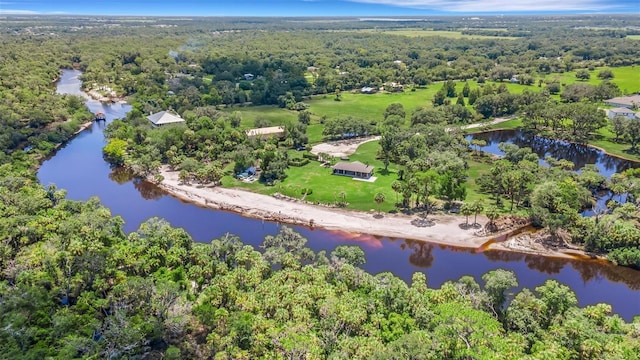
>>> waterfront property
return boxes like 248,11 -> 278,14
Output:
147,111 -> 185,127
35,69 -> 640,322
332,161 -> 374,179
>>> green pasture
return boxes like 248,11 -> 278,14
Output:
542,66 -> 640,94
626,35 -> 640,40
220,105 -> 300,128
307,89 -> 434,122
217,66 -> 637,135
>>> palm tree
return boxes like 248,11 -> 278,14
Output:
471,200 -> 484,226
391,180 -> 402,204
460,202 -> 473,226
485,206 -> 500,230
374,192 -> 386,215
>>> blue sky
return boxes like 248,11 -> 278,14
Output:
1,0 -> 638,16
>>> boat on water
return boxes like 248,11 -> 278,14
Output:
94,112 -> 106,121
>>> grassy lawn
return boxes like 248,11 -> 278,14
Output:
307,124 -> 324,144
591,127 -> 640,162
220,105 -> 299,128
465,157 -> 492,203
542,65 -> 640,95
307,89 -> 434,122
282,140 -> 400,212
626,35 -> 640,40
224,140 -> 400,212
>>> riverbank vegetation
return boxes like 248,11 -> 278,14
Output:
1,170 -> 638,358
1,14 -> 640,357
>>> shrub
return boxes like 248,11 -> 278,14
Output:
288,158 -> 310,167
302,152 -> 318,161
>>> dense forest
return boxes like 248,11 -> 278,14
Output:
0,15 -> 639,358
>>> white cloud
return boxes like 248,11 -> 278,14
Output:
0,9 -> 40,14
347,0 -> 618,12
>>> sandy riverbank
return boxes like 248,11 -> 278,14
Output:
159,167 -> 493,248
156,168 -> 596,261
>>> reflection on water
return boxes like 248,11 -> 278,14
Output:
109,167 -> 135,184
402,240 -> 435,268
133,179 -> 165,200
467,130 -> 640,177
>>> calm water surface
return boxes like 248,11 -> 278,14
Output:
467,130 -> 640,177
38,70 -> 640,320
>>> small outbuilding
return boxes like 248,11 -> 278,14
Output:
245,126 -> 285,140
147,111 -> 185,127
332,161 -> 374,179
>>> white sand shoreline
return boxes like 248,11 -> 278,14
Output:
156,168 -> 599,261
159,167 -> 500,249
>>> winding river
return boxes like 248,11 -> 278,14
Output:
39,70 -> 640,320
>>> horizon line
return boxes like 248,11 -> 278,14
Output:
0,12 -> 636,17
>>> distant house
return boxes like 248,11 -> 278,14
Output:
245,126 -> 285,139
384,82 -> 404,92
360,86 -> 377,94
605,95 -> 640,109
608,107 -> 637,119
332,161 -> 374,179
147,111 -> 185,127
510,75 -> 520,84
243,73 -> 254,81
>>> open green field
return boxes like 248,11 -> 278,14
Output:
543,66 -> 640,95
626,35 -> 640,40
307,89 -> 434,123
220,105 -> 300,128
224,140 -> 400,212
217,66 -> 637,137
352,28 -> 518,40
